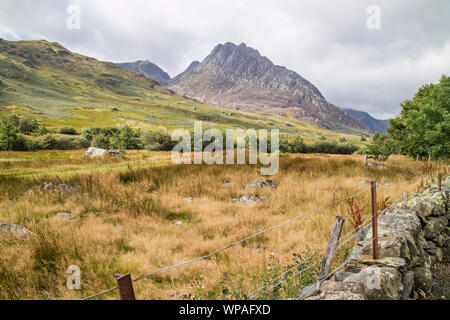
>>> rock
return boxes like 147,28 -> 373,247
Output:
423,217 -> 446,240
343,266 -> 403,300
320,280 -> 366,296
366,161 -> 387,169
298,283 -> 320,300
183,197 -> 193,202
402,271 -> 415,300
85,147 -> 123,158
436,234 -> 445,247
0,38 -> 4,44
347,252 -> 407,270
232,194 -> 267,203
221,182 -> 232,188
332,270 -> 352,282
306,291 -> 366,300
413,267 -> 432,292
51,212 -> 74,220
114,221 -> 123,230
172,221 -> 184,226
26,182 -> 80,194
0,223 -> 33,237
243,179 -> 277,190
357,236 -> 410,261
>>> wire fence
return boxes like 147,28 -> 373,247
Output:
82,176 -> 435,300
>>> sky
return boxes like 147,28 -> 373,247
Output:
0,0 -> 449,119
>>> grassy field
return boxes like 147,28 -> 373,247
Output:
0,150 -> 446,300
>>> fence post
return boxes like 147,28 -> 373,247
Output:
438,172 -> 442,192
371,181 -> 378,260
115,274 -> 136,300
318,216 -> 345,280
403,191 -> 409,204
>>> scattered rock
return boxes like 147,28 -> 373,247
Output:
85,147 -> 123,158
221,182 -> 232,188
51,212 -> 74,220
413,267 -> 432,292
0,223 -> 33,237
26,182 -> 80,195
114,221 -> 123,230
183,197 -> 193,202
172,221 -> 184,226
243,179 -> 277,190
232,194 -> 267,203
298,283 -> 320,300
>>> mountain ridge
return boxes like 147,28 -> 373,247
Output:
343,108 -> 389,133
167,42 -> 369,133
117,60 -> 171,86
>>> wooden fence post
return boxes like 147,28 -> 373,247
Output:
115,274 -> 136,300
403,192 -> 409,204
371,181 -> 378,260
318,216 -> 345,280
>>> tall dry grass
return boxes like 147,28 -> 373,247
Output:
0,151 -> 447,300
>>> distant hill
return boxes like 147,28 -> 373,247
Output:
167,42 -> 370,134
343,108 -> 389,133
117,60 -> 171,86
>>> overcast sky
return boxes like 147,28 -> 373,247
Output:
0,0 -> 449,118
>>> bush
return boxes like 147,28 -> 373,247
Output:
34,134 -> 89,150
91,133 -> 111,149
58,127 -> 77,135
140,131 -> 173,151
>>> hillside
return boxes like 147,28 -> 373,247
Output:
0,39 -> 367,143
167,42 -> 370,134
343,108 -> 389,133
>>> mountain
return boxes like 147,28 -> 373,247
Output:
0,39 -> 366,143
117,60 -> 171,85
343,108 -> 389,133
168,42 -> 369,134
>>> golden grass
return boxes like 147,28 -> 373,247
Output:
0,151 -> 447,300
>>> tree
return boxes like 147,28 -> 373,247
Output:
118,126 -> 139,150
387,74 -> 450,159
18,116 -> 38,134
0,118 -> 22,150
364,132 -> 394,161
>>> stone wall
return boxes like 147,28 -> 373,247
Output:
307,176 -> 449,300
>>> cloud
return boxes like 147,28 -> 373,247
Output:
0,0 -> 449,118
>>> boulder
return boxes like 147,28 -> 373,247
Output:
243,179 -> 277,190
0,223 -> 33,237
85,147 -> 123,158
297,283 -> 320,300
343,266 -> 403,300
320,280 -> 366,296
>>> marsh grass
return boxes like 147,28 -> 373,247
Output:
0,150 -> 447,300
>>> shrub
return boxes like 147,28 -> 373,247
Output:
140,131 -> 173,151
58,126 -> 77,135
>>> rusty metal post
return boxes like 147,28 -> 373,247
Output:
371,181 -> 378,260
438,173 -> 442,192
115,274 -> 136,300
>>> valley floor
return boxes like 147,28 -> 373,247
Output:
0,151 -> 446,300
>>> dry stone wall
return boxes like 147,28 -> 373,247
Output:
308,176 -> 449,300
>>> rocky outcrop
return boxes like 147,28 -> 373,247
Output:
232,194 -> 267,204
168,42 -> 369,133
307,176 -> 449,300
85,147 -> 123,158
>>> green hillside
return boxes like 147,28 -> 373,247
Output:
0,39 -> 365,144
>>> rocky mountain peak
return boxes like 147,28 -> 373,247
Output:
168,42 -> 367,132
